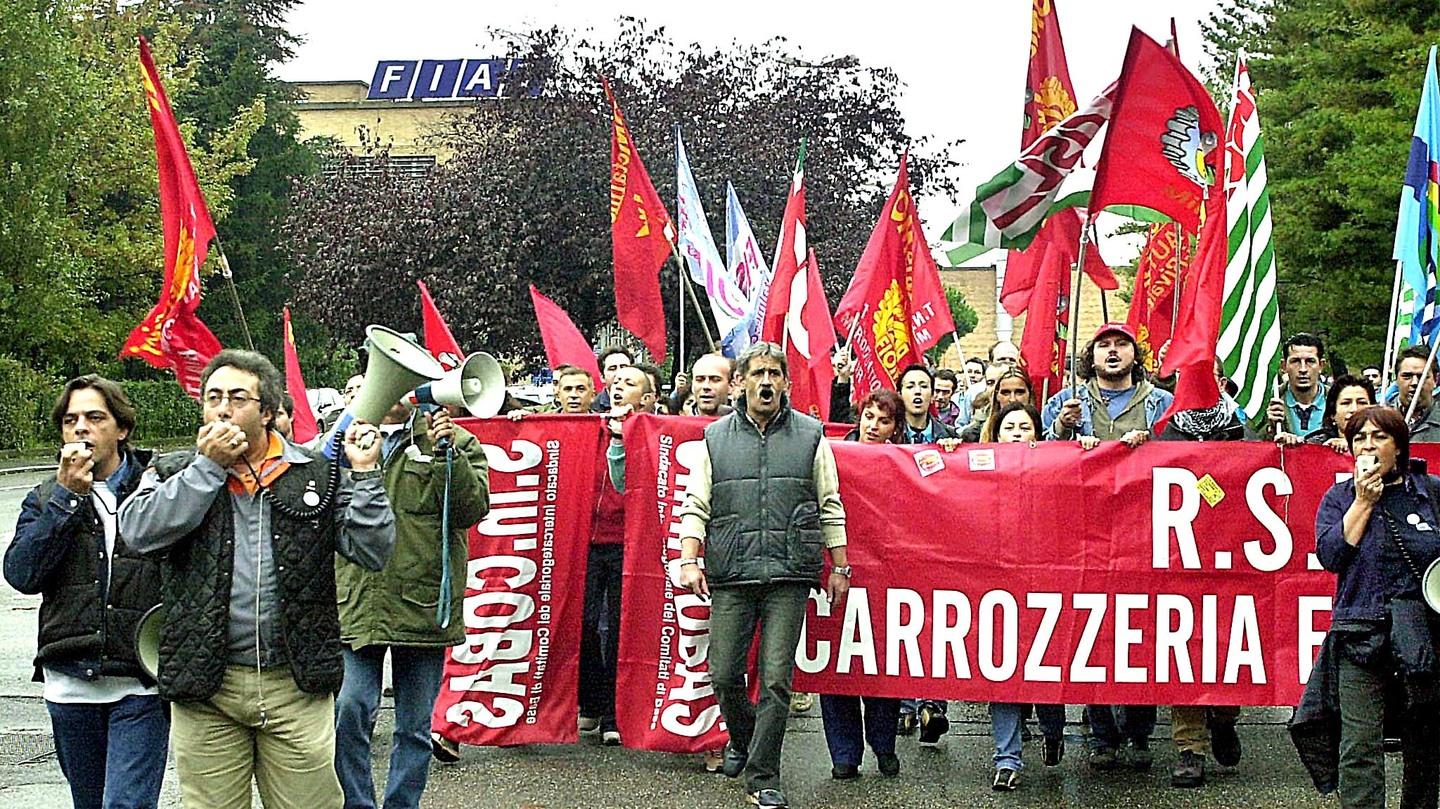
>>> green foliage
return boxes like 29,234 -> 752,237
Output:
1202,0 -> 1440,368
284,19 -> 967,366
123,380 -> 203,445
927,287 -> 978,364
0,357 -> 60,452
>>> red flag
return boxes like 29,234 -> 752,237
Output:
604,78 -> 674,362
760,148 -> 808,345
1001,208 -> 1114,316
784,249 -> 837,421
834,154 -> 955,399
119,36 -> 222,397
1017,209 -> 1098,397
417,280 -> 464,370
530,285 -> 603,389
1157,190 -> 1227,431
1125,222 -> 1187,371
281,307 -> 319,443
1089,28 -> 1224,234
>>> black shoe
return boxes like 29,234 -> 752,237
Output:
1043,736 -> 1064,767
992,767 -> 1020,791
1127,739 -> 1153,771
876,751 -> 901,777
917,705 -> 949,747
721,743 -> 748,778
747,788 -> 788,808
1088,746 -> 1120,771
897,711 -> 917,736
1209,720 -> 1242,767
831,763 -> 860,780
430,731 -> 460,764
1171,750 -> 1206,788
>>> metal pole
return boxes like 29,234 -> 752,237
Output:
1382,258 -> 1406,392
1062,215 -> 1093,397
678,250 -> 686,373
1406,335 -> 1440,424
673,248 -> 718,350
212,236 -> 255,351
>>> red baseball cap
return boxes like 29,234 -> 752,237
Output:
1093,322 -> 1137,343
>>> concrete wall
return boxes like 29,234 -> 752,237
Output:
292,81 -> 467,160
936,265 -> 1119,369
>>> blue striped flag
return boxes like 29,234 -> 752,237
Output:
1394,46 -> 1440,344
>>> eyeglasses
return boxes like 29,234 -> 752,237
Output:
203,390 -> 259,408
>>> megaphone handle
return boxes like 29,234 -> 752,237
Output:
436,443 -> 454,630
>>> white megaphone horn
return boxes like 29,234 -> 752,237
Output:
409,352 -> 506,418
323,326 -> 445,458
1424,558 -> 1440,614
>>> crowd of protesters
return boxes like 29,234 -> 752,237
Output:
10,322 -> 1440,809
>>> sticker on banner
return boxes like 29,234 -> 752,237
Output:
914,449 -> 946,477
967,449 -> 995,472
1196,473 -> 1225,507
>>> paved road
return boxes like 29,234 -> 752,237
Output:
0,466 -> 1394,807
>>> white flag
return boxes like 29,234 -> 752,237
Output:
676,132 -> 748,338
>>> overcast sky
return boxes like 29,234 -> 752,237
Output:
278,0 -> 1224,264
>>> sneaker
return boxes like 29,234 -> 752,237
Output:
1171,750 -> 1206,788
1043,736 -> 1064,767
1127,739 -> 1153,771
577,715 -> 600,733
721,743 -> 748,778
1209,720 -> 1242,767
789,692 -> 815,714
831,763 -> 860,780
1088,746 -> 1120,771
601,729 -> 621,746
702,749 -> 724,774
876,751 -> 901,777
917,705 -> 949,747
430,732 -> 460,764
992,767 -> 1020,791
897,711 -> 918,737
746,788 -> 789,808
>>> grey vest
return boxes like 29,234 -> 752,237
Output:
703,402 -> 825,588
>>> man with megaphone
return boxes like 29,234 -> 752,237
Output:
119,349 -> 396,809
333,393 -> 489,808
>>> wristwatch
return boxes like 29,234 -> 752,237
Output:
831,566 -> 852,578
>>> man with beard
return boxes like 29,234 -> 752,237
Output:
674,342 -> 849,809
691,353 -> 735,417
1265,333 -> 1328,437
1043,323 -> 1174,447
931,369 -> 967,427
1392,344 -> 1440,441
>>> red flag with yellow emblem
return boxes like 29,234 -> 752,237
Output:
834,153 -> 955,400
1125,222 -> 1189,371
119,37 -> 222,397
604,78 -> 675,362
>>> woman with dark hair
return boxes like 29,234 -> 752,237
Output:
984,401 -> 1068,791
1305,375 -> 1376,454
1312,406 -> 1440,808
824,389 -> 905,780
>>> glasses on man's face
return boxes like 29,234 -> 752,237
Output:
203,390 -> 259,408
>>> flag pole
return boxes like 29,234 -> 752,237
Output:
1382,258 -> 1405,392
1407,334 -> 1440,424
672,248 -> 718,351
212,236 -> 255,351
1062,214 -> 1094,396
1089,222 -> 1110,323
678,252 -> 687,372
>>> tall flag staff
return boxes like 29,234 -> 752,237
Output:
1392,46 -> 1440,413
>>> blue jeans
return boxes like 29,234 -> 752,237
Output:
820,695 -> 900,766
46,694 -> 169,809
1085,704 -> 1156,751
899,698 -> 947,715
990,703 -> 1065,770
335,646 -> 446,809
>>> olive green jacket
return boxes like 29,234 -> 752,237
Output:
336,418 -> 490,648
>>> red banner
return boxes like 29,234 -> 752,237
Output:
431,416 -> 602,746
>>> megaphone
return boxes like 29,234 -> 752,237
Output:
409,352 -> 506,418
323,326 -> 446,458
134,603 -> 165,682
1425,558 -> 1440,614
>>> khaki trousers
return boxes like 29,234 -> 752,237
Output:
1171,704 -> 1241,755
170,666 -> 341,809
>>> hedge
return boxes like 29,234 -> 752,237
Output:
0,360 -> 202,453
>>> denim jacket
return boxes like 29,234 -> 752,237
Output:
1041,378 -> 1174,440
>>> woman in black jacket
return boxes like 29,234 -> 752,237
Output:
1305,374 -> 1376,454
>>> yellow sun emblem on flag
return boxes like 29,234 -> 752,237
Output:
871,280 -> 911,379
1032,76 -> 1076,132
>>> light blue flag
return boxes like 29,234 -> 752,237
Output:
1394,46 -> 1440,344
721,182 -> 773,357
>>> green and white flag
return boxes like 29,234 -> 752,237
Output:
1217,53 -> 1281,424
939,83 -> 1115,266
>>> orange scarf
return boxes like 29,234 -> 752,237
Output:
227,432 -> 291,496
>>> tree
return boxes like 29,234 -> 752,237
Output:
1202,0 -> 1440,367
927,287 -> 979,364
0,1 -> 261,379
285,19 -> 967,367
